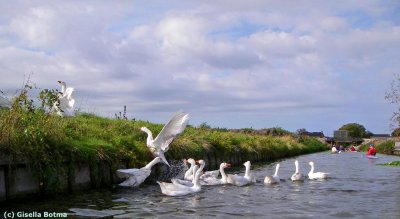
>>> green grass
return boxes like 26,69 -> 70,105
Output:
0,105 -> 328,192
0,107 -> 328,164
358,140 -> 395,155
379,161 -> 400,166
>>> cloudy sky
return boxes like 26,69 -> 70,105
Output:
0,0 -> 399,136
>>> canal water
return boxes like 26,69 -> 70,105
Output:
2,152 -> 400,218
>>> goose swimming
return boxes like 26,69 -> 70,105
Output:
158,160 -> 205,196
291,160 -> 304,181
227,161 -> 256,186
201,162 -> 231,185
308,161 -> 329,179
264,163 -> 280,184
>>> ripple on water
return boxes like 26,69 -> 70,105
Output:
5,152 -> 400,219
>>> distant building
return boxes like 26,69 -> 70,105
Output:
326,130 -> 363,145
371,134 -> 391,140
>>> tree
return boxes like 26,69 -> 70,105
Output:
386,73 -> 400,129
339,123 -> 368,138
391,127 -> 400,137
296,128 -> 307,136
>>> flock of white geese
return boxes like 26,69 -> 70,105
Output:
117,111 -> 330,196
36,81 -> 330,195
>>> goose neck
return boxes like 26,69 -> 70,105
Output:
220,166 -> 227,181
295,162 -> 299,174
144,157 -> 160,169
309,164 -> 314,174
274,165 -> 279,176
244,164 -> 251,178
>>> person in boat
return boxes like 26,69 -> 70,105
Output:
339,145 -> 344,152
366,144 -> 377,156
331,145 -> 338,153
350,146 -> 356,151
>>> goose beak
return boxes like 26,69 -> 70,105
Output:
57,80 -> 62,83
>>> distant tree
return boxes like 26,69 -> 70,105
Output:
296,128 -> 307,135
386,73 -> 400,129
339,123 -> 369,138
198,122 -> 211,129
266,127 -> 292,136
365,130 -> 373,138
391,127 -> 400,137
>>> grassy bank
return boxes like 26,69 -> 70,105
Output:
0,103 -> 327,192
358,140 -> 396,155
0,109 -> 327,164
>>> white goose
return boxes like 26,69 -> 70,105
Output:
201,162 -> 231,185
140,111 -> 189,167
227,161 -> 256,186
291,160 -> 304,181
308,161 -> 329,179
171,165 -> 199,187
264,163 -> 280,184
52,80 -> 75,117
117,157 -> 161,187
183,158 -> 196,181
158,160 -> 205,196
200,169 -> 220,179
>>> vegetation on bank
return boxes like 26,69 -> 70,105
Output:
379,161 -> 400,166
358,140 -> 395,155
0,84 -> 328,192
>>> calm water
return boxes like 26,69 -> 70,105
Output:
2,152 -> 400,218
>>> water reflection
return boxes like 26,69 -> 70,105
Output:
1,152 -> 400,218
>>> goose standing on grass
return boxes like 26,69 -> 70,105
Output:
117,157 -> 161,187
291,160 -> 304,181
158,160 -> 205,196
52,80 -> 75,117
227,161 -> 256,186
140,111 -> 189,167
264,163 -> 280,184
308,161 -> 329,179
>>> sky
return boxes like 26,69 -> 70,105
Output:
0,0 -> 399,136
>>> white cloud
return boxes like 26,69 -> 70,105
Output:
0,1 -> 399,134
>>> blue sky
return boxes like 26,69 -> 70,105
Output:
0,0 -> 399,136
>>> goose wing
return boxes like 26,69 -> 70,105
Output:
200,170 -> 220,179
153,111 -> 189,152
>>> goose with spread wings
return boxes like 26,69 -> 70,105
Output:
140,111 -> 189,167
52,80 -> 75,116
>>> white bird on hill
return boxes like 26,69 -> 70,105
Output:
52,80 -> 75,116
140,111 -> 189,167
